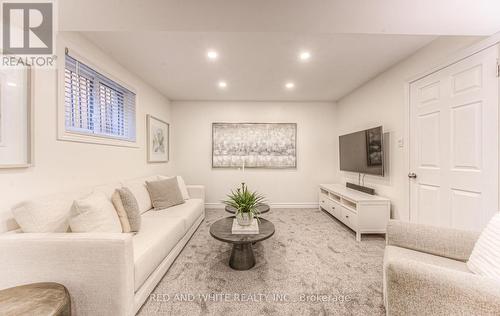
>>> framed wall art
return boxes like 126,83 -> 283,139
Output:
0,66 -> 32,168
147,115 -> 169,163
212,122 -> 297,169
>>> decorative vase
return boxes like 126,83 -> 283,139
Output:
236,212 -> 254,226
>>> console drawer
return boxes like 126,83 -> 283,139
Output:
319,194 -> 329,210
341,206 -> 358,230
329,199 -> 342,218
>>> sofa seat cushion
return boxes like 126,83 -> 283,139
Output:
132,211 -> 186,291
158,198 -> 204,231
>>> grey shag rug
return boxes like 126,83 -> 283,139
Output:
138,208 -> 386,316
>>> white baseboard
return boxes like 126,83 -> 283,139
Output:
205,202 -> 319,209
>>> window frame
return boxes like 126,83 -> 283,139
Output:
57,46 -> 138,148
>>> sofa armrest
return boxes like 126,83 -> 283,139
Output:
0,233 -> 135,316
386,220 -> 479,261
187,185 -> 205,201
385,258 -> 500,315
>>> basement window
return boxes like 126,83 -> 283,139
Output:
63,51 -> 136,144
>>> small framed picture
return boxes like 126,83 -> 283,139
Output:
147,115 -> 169,163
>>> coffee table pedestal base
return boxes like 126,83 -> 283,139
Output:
229,244 -> 255,270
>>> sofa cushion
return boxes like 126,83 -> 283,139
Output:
111,191 -> 132,233
133,211 -> 186,291
158,176 -> 190,200
117,187 -> 141,232
158,198 -> 204,231
11,190 -> 89,233
69,192 -> 122,233
122,177 -> 157,214
93,182 -> 122,200
146,178 -> 185,210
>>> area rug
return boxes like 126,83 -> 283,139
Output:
138,208 -> 386,315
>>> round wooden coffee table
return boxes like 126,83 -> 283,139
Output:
224,204 -> 270,214
210,216 -> 275,270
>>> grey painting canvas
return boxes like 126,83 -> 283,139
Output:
212,123 -> 297,169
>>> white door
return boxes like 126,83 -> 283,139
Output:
409,45 -> 499,231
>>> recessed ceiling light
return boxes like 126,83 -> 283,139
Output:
6,82 -> 17,87
299,51 -> 311,61
285,82 -> 295,89
207,50 -> 218,60
218,81 -> 227,88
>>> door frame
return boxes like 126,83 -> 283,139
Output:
404,32 -> 500,221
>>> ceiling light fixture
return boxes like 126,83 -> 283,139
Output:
6,82 -> 17,87
285,82 -> 295,89
299,51 -> 311,61
218,81 -> 227,88
207,50 -> 218,60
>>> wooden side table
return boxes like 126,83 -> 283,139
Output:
0,282 -> 71,316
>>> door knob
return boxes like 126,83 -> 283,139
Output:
408,172 -> 417,179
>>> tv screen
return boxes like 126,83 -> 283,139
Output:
339,126 -> 384,176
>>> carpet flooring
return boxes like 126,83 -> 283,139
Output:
138,208 -> 386,316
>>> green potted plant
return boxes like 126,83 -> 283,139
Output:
223,183 -> 266,226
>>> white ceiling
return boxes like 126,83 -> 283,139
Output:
83,32 -> 436,101
71,0 -> 499,101
61,0 -> 500,35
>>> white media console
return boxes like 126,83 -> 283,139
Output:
319,184 -> 391,241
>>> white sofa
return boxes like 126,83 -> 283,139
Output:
0,175 -> 205,316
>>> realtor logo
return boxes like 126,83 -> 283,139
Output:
2,2 -> 53,54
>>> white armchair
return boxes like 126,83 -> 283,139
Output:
384,220 -> 500,315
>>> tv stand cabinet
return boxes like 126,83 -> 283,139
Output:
319,184 -> 390,241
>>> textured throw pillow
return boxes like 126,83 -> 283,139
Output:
111,191 -> 132,233
146,178 -> 185,210
69,192 -> 122,233
158,175 -> 190,200
117,187 -> 142,232
467,213 -> 500,281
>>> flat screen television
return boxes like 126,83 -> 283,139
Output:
339,126 -> 384,176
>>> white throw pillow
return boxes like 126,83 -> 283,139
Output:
12,191 -> 88,233
69,192 -> 122,233
467,213 -> 500,281
158,175 -> 190,200
122,178 -> 154,214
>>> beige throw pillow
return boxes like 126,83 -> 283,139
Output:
111,191 -> 132,233
69,192 -> 122,233
117,187 -> 142,232
146,178 -> 185,210
158,175 -> 190,200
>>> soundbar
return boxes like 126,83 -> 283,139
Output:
346,182 -> 375,195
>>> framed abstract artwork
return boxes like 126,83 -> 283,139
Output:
147,115 -> 169,163
0,66 -> 32,168
212,122 -> 297,169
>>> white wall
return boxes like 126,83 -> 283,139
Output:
0,32 -> 173,230
172,101 -> 337,207
335,36 -> 482,220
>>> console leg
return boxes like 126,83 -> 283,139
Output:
356,232 -> 361,242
